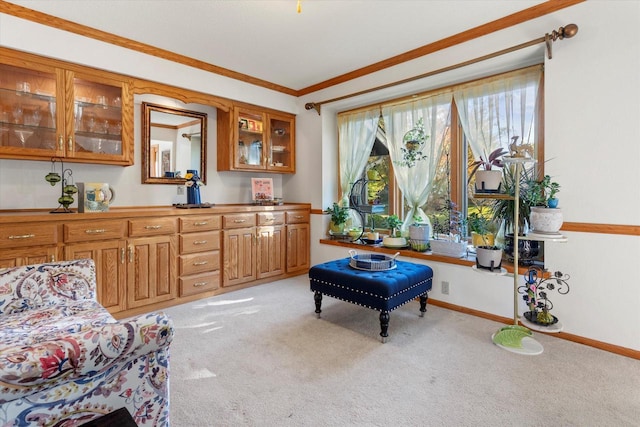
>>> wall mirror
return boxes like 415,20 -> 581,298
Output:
141,102 -> 207,184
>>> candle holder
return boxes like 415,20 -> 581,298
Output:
46,157 -> 78,213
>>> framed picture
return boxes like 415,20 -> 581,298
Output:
239,118 -> 248,129
251,177 -> 273,201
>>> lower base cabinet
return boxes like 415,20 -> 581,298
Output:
0,204 -> 310,317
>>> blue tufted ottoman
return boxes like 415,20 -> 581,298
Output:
309,258 -> 433,342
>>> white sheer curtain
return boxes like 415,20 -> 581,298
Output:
382,92 -> 452,229
454,66 -> 542,163
337,109 -> 379,206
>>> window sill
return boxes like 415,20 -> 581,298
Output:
319,238 -> 540,276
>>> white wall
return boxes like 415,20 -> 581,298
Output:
301,1 -> 640,352
1,2 -> 639,351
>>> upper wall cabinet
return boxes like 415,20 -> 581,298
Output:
0,49 -> 133,166
217,105 -> 295,173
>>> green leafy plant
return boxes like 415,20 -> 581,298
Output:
526,175 -> 560,207
326,202 -> 349,225
387,214 -> 402,237
397,118 -> 428,168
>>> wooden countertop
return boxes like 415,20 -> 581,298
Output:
0,203 -> 311,224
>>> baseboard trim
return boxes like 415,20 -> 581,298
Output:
428,298 -> 640,360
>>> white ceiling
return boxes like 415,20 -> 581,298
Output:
6,0 -> 546,92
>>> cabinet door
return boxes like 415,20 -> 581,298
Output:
256,225 -> 285,279
65,240 -> 127,314
223,227 -> 256,287
287,223 -> 310,273
126,235 -> 177,309
266,113 -> 295,173
0,246 -> 58,269
0,60 -> 61,158
66,70 -> 133,165
234,108 -> 267,170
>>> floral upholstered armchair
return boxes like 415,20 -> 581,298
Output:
0,258 -> 174,426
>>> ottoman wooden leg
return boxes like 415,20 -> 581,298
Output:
314,291 -> 323,318
419,294 -> 428,317
379,311 -> 390,343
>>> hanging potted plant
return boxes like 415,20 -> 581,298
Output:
468,145 -> 508,193
527,175 -> 563,235
397,118 -> 428,168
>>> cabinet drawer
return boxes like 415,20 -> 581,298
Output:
180,251 -> 220,276
223,213 -> 256,229
257,211 -> 285,226
180,271 -> 220,297
0,223 -> 58,249
286,210 -> 310,224
180,215 -> 221,233
180,231 -> 220,254
64,220 -> 126,243
129,217 -> 177,237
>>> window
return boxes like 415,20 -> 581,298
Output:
337,65 -> 544,251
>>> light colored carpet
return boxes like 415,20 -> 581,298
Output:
165,275 -> 640,426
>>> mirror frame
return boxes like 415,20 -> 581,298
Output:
141,102 -> 207,184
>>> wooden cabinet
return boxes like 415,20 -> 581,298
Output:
285,210 -> 310,273
0,204 -> 310,316
0,47 -> 133,165
256,212 -> 286,279
179,215 -> 221,297
217,105 -> 295,173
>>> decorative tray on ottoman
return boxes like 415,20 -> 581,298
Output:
348,250 -> 399,271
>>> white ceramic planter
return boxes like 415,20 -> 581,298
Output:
430,239 -> 467,258
474,170 -> 503,192
476,246 -> 503,270
409,224 -> 430,241
529,207 -> 563,234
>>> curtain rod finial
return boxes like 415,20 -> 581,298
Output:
545,23 -> 579,60
305,103 -> 321,115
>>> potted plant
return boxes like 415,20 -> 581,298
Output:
397,118 -> 428,168
429,200 -> 467,258
408,213 -> 430,252
467,210 -> 496,247
326,202 -> 349,234
491,165 -> 540,264
383,214 -> 406,247
526,174 -> 563,235
468,146 -> 508,193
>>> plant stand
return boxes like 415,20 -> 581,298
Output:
490,157 -> 544,355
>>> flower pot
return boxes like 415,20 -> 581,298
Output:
475,246 -> 503,271
474,170 -> 503,193
471,232 -> 495,247
430,238 -> 467,258
329,221 -> 346,234
409,224 -> 430,241
529,207 -> 563,234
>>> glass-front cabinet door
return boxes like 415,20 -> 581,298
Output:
0,62 -> 59,155
235,108 -> 266,170
267,113 -> 295,173
0,49 -> 132,166
69,73 -> 129,163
